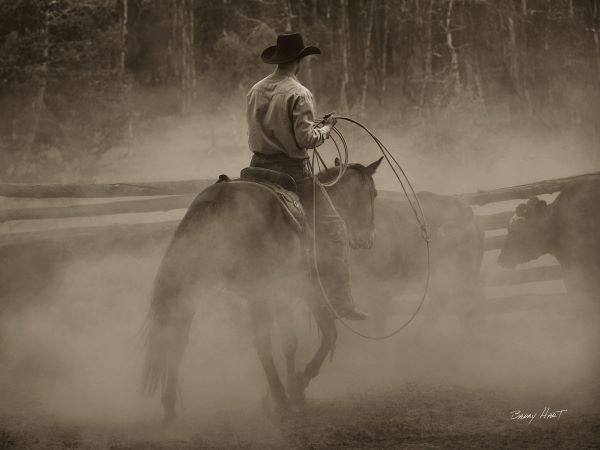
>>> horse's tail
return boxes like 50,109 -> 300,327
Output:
142,193 -> 220,397
142,270 -> 189,397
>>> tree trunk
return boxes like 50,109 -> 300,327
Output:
186,0 -> 196,111
505,6 -> 531,119
296,0 -> 314,93
338,0 -> 350,112
543,0 -> 551,52
419,0 -> 433,112
507,15 -> 518,83
359,0 -> 375,113
119,0 -> 128,74
544,0 -> 555,128
24,3 -> 49,152
375,0 -> 389,106
593,0 -> 600,85
466,4 -> 484,98
519,2 -> 533,117
119,0 -> 132,138
445,0 -> 461,95
282,0 -> 293,32
568,0 -> 574,19
423,0 -> 433,81
172,0 -> 196,115
399,0 -> 413,101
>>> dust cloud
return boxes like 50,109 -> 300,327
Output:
89,90 -> 599,216
1,108 -> 599,447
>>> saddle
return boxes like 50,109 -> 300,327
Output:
217,167 -> 305,233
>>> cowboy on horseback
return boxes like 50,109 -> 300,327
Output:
247,32 -> 368,320
144,32 -> 383,420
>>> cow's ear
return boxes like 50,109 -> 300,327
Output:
525,196 -> 547,218
365,156 -> 384,175
534,199 -> 548,215
334,157 -> 341,166
526,196 -> 541,207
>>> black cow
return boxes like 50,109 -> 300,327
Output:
351,192 -> 484,333
498,178 -> 600,302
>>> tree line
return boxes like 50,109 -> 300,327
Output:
1,0 -> 599,181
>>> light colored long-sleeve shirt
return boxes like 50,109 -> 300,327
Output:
246,73 -> 326,160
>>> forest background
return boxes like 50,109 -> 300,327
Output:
1,0 -> 599,189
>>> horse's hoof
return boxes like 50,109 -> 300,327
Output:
274,400 -> 292,417
287,372 -> 308,406
261,392 -> 290,417
162,415 -> 175,427
289,392 -> 306,408
261,392 -> 271,412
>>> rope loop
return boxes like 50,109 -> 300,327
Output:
307,116 -> 431,340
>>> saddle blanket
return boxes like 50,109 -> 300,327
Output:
216,168 -> 305,233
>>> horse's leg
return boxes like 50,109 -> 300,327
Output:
150,280 -> 218,424
162,366 -> 179,424
274,302 -> 302,404
249,301 -> 288,412
295,308 -> 337,395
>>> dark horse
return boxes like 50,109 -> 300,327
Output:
143,159 -> 382,421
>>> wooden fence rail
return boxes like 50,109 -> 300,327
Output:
458,171 -> 600,206
483,234 -> 505,251
0,195 -> 195,223
0,220 -> 178,247
2,171 -> 596,312
476,211 -> 514,231
0,179 -> 213,198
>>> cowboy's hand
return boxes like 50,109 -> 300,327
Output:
322,112 -> 337,127
319,112 -> 337,139
320,124 -> 334,139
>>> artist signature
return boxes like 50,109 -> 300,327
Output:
510,407 -> 567,424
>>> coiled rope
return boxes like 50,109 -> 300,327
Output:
308,116 -> 431,340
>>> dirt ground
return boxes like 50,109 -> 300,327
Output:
1,306 -> 599,450
1,381 -> 599,449
1,244 -> 599,449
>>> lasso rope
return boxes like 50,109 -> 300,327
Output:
309,116 -> 431,340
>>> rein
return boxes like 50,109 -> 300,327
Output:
308,117 -> 431,341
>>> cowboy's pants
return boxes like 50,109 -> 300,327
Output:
250,153 -> 355,314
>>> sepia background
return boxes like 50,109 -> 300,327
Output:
1,1 -> 599,448
0,0 -> 599,186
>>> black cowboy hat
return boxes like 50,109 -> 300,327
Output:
261,32 -> 321,64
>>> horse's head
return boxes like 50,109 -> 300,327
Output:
321,157 -> 383,249
498,196 -> 552,269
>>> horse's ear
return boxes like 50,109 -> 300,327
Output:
365,157 -> 384,175
334,157 -> 341,166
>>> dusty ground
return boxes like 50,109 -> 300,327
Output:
1,301 -> 599,450
1,381 -> 599,449
1,218 -> 599,449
